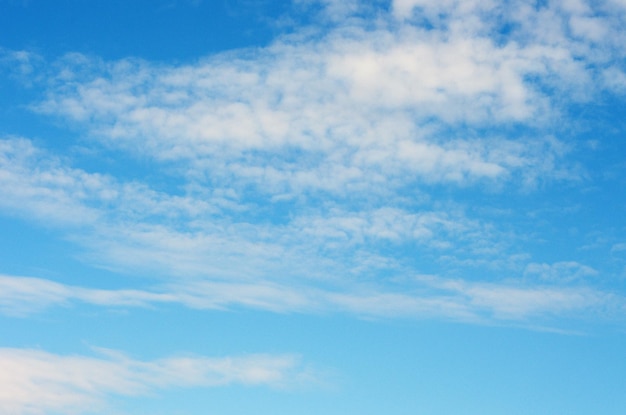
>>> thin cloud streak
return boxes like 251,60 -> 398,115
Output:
0,274 -> 618,326
0,347 -> 309,415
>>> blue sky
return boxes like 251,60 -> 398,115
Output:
1,0 -> 626,413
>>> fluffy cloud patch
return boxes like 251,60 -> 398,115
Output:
36,4 -> 594,195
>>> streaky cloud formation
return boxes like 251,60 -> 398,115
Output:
0,347 -> 309,415
0,273 -> 619,325
1,135 -> 611,329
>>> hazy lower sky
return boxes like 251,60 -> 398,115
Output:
2,1 -> 626,414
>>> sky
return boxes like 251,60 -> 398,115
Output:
1,0 -> 626,414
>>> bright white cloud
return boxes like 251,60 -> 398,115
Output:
0,347 -> 308,415
35,3 -> 597,196
31,1 -> 623,203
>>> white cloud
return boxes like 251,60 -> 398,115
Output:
414,274 -> 612,321
0,138 -> 102,226
0,274 -> 176,316
463,283 -> 601,320
0,275 -> 72,316
0,273 -> 619,326
0,137 -> 223,227
603,66 -> 626,92
569,15 -> 609,42
0,136 -> 596,327
0,137 -> 518,284
294,0 -> 365,20
391,0 -> 495,22
0,347 -> 309,415
31,1 -> 623,202
611,243 -> 626,254
0,48 -> 43,83
2,0 -> 625,331
524,261 -> 598,282
35,5 -> 593,196
290,207 -> 500,255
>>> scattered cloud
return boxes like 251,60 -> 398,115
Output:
1,0 -> 626,332
1,1 -> 626,414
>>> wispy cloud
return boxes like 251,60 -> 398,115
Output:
412,274 -> 615,322
0,137 -> 517,282
0,128 -> 618,329
524,261 -> 598,283
0,48 -> 42,82
0,347 -> 310,415
1,273 -> 619,327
